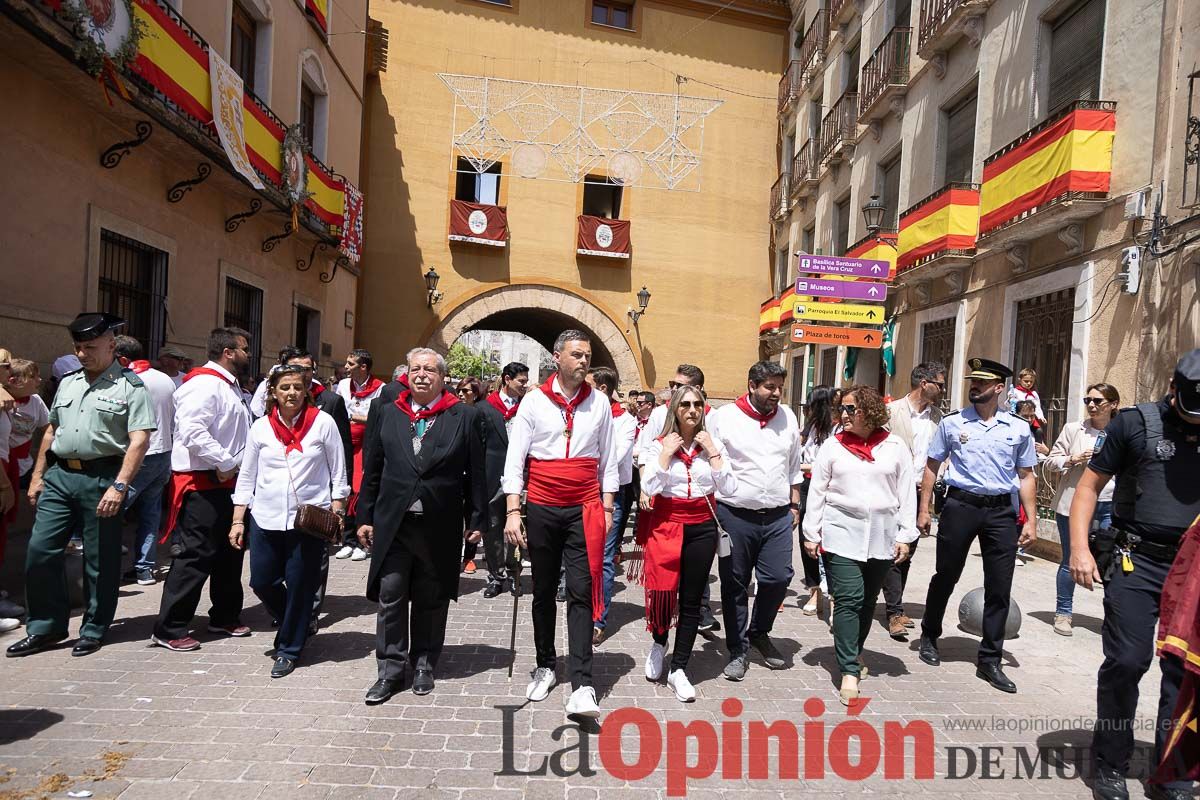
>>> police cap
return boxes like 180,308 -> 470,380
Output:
68,312 -> 126,342
1173,349 -> 1200,417
964,357 -> 1013,382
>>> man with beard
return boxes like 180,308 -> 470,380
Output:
151,328 -> 254,651
477,361 -> 530,598
917,358 -> 1038,693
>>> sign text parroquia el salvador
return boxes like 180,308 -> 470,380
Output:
793,302 -> 885,324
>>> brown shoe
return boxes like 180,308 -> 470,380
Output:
898,614 -> 915,629
888,615 -> 908,639
592,627 -> 605,646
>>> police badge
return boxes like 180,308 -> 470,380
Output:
1156,439 -> 1176,460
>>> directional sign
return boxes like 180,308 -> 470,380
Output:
790,324 -> 883,348
793,302 -> 885,324
795,277 -> 889,302
796,254 -> 892,279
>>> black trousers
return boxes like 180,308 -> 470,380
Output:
375,514 -> 451,681
652,520 -> 717,671
796,482 -> 822,590
1094,549 -> 1191,790
920,494 -> 1017,664
311,543 -> 331,622
881,484 -> 921,617
527,502 -> 593,689
716,504 -> 794,656
482,494 -> 516,582
154,489 -> 245,640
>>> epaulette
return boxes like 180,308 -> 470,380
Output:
943,410 -> 961,418
62,367 -> 84,378
121,368 -> 145,387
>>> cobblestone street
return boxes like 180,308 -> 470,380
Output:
0,535 -> 1168,799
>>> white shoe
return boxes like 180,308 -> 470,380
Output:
645,642 -> 666,681
334,545 -> 354,559
667,669 -> 696,702
0,618 -> 22,633
526,667 -> 557,702
565,686 -> 600,719
0,599 -> 25,618
350,548 -> 368,562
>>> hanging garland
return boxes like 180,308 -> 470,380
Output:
59,0 -> 146,80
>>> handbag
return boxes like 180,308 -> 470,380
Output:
702,494 -> 734,558
285,450 -> 343,543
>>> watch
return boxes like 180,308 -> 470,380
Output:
112,481 -> 129,494
789,502 -> 800,510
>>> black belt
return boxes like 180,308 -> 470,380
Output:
47,453 -> 123,474
946,486 -> 1010,509
1116,531 -> 1180,563
718,502 -> 789,516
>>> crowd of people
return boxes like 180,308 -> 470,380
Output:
0,314 -> 1197,799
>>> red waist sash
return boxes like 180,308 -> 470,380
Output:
633,495 -> 715,634
159,470 -> 236,544
527,458 -> 606,622
347,421 -> 368,514
2,441 -> 31,526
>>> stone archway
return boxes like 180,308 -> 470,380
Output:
428,285 -> 642,387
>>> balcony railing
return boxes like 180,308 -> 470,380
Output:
918,0 -> 992,56
778,61 -> 803,115
789,140 -> 818,198
796,10 -> 829,89
860,27 -> 912,121
819,92 -> 859,163
829,0 -> 856,26
770,172 -> 791,220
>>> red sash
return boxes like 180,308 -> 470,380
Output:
835,428 -> 889,462
735,393 -> 777,428
351,377 -> 384,399
2,441 -> 32,528
159,470 -> 236,544
1153,518 -> 1200,783
128,360 -> 151,374
347,421 -> 368,514
526,457 -> 606,622
268,406 -> 319,454
631,495 -> 713,634
486,391 -> 519,421
184,367 -> 237,387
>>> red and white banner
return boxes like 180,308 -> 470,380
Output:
449,199 -> 508,247
576,214 -> 631,259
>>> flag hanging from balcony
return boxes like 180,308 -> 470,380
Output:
577,215 -> 631,259
339,182 -> 364,264
449,199 -> 508,247
897,186 -> 979,272
980,106 -> 1115,234
759,297 -> 781,334
847,234 -> 897,279
305,0 -> 329,33
304,154 -> 345,231
779,287 -> 797,325
209,50 -> 264,190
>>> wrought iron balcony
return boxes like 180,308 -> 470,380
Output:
770,172 -> 791,221
796,10 -> 829,93
829,0 -> 858,27
918,0 -> 993,59
1185,70 -> 1200,209
859,27 -> 912,123
778,61 -> 803,116
819,92 -> 859,165
789,140 -> 819,200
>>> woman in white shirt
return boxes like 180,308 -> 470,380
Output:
231,367 -> 349,678
803,385 -> 917,705
637,386 -> 737,702
1044,382 -> 1119,637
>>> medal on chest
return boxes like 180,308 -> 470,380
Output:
1156,439 -> 1176,460
959,431 -> 970,444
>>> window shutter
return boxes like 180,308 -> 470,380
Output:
1048,0 -> 1104,113
944,92 -> 977,184
834,198 -> 851,255
881,155 -> 902,229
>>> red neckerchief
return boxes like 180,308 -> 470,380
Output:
635,416 -> 649,436
14,396 -> 31,407
657,436 -> 703,498
351,376 -> 384,399
184,366 -> 239,391
1015,385 -> 1036,398
835,428 -> 890,462
611,400 -> 626,418
540,374 -> 592,450
268,405 -> 320,454
486,391 -> 519,421
128,360 -> 151,374
394,388 -> 459,421
310,380 -> 326,396
735,394 -> 777,428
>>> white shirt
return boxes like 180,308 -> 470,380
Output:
169,372 -> 184,389
9,395 -> 50,474
336,376 -> 384,421
610,408 -> 638,486
135,367 -> 177,456
501,378 -> 619,496
232,411 -> 350,530
904,398 -> 937,477
641,438 -> 737,499
802,433 -> 919,561
706,401 -> 804,510
171,361 -> 251,474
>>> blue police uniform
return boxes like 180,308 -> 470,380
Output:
931,406 -> 1037,503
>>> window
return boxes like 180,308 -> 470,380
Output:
300,84 -> 316,150
774,248 -> 790,295
299,53 -> 329,160
230,2 -> 257,92
842,43 -> 860,94
582,176 -> 623,218
782,132 -> 794,172
890,0 -> 911,28
224,278 -> 263,373
943,90 -> 977,185
455,158 -> 501,205
592,0 -> 633,29
833,196 -> 851,256
820,348 -> 838,387
802,225 -> 816,256
99,230 -> 169,359
295,305 -> 320,355
880,153 -> 902,230
790,355 -> 805,417
1047,0 -> 1104,113
920,317 -> 955,411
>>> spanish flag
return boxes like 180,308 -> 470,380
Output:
306,0 -> 329,33
897,185 -> 979,273
980,106 -> 1115,234
759,296 -> 781,334
847,233 -> 897,280
779,286 -> 797,325
1153,515 -> 1200,784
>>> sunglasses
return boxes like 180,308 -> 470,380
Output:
457,388 -> 473,395
840,404 -> 860,415
1083,397 -> 1107,406
678,400 -> 704,410
924,380 -> 946,389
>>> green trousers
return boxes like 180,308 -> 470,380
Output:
25,463 -> 123,640
824,552 -> 892,677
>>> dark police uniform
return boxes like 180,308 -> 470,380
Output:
920,358 -> 1037,685
1088,372 -> 1200,795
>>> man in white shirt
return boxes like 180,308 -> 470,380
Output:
503,330 -> 618,719
707,361 -> 804,681
335,348 -> 384,560
156,344 -> 187,389
152,327 -> 253,652
114,336 -> 177,586
477,361 -> 530,598
883,361 -> 946,638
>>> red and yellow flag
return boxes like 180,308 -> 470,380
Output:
779,286 -> 797,325
897,186 -> 979,273
980,107 -> 1115,234
759,297 -> 781,334
847,233 -> 897,280
306,0 -> 329,33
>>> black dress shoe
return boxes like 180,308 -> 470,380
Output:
917,636 -> 940,666
482,580 -> 504,599
412,669 -> 434,696
1090,766 -> 1128,800
1145,784 -> 1191,800
976,663 -> 1017,693
364,678 -> 404,705
71,637 -> 102,657
270,656 -> 296,678
6,633 -> 67,658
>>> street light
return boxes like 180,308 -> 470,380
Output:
861,194 -> 886,236
628,286 -> 651,325
424,267 -> 442,307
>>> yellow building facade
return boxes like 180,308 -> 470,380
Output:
359,0 -> 789,400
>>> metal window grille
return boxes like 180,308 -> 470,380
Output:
98,230 -> 169,359
224,278 -> 264,374
920,317 -> 956,412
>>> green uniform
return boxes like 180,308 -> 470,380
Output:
26,360 -> 156,640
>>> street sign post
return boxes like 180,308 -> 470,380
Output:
790,324 -> 883,348
793,302 -> 885,324
796,255 -> 892,279
794,277 -> 888,302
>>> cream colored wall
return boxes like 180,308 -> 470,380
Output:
360,0 -> 786,399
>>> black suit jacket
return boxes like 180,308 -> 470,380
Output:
475,400 -> 511,504
313,389 -> 353,485
380,379 -> 404,404
358,398 -> 487,601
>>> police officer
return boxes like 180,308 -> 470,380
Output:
916,357 -> 1038,693
7,313 -> 156,658
1069,350 -> 1200,800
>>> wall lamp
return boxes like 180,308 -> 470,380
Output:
424,267 -> 442,307
862,194 -> 887,236
627,285 -> 651,325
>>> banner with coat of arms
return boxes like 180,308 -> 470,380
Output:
208,49 -> 264,190
576,214 -> 630,259
448,199 -> 507,247
338,182 -> 364,263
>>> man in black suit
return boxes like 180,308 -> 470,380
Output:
357,348 -> 486,703
476,362 -> 530,598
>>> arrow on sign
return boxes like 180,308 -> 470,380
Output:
864,333 -> 875,343
793,301 -> 889,324
868,286 -> 880,297
866,309 -> 878,319
871,264 -> 883,274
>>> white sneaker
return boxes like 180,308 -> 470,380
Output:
0,599 -> 25,618
645,642 -> 666,681
526,667 -> 557,701
334,545 -> 354,559
667,669 -> 696,702
350,548 -> 368,562
565,686 -> 600,719
0,618 -> 22,633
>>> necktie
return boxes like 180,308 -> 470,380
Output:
415,408 -> 429,438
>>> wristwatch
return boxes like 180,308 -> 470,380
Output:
788,502 -> 800,510
111,481 -> 129,494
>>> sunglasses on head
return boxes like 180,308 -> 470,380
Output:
840,404 -> 859,415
